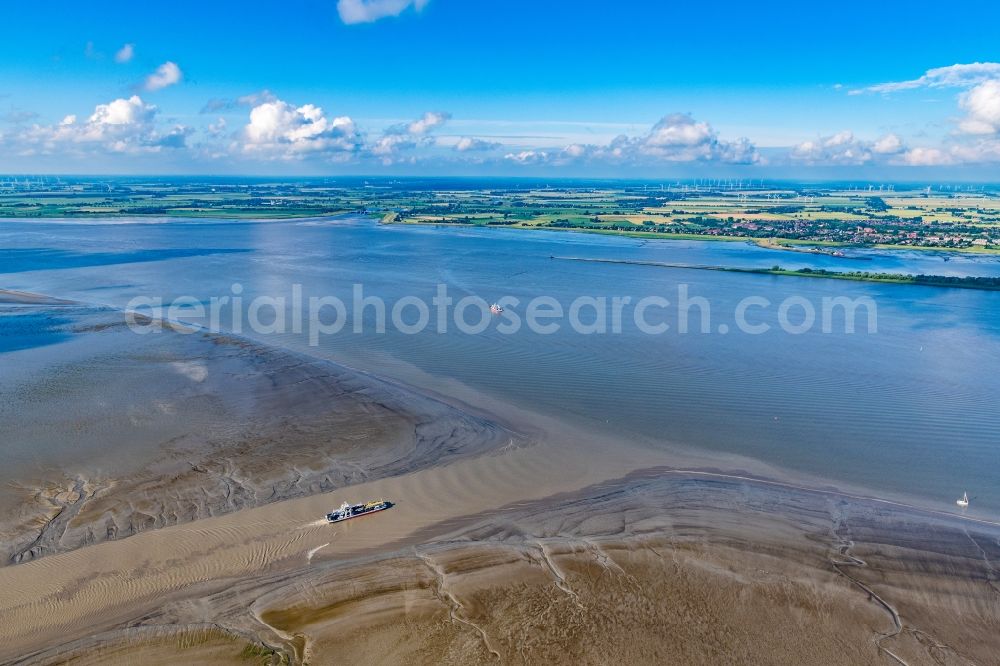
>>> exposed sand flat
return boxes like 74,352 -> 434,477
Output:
252,540 -> 888,665
1,308 -> 509,565
3,446 -> 999,664
0,289 -> 76,305
21,626 -> 277,666
0,433 -> 660,662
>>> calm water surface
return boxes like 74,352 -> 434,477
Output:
2,216 -> 999,516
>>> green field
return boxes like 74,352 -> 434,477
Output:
2,178 -> 999,253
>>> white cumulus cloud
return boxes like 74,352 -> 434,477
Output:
337,0 -> 429,24
408,111 -> 450,135
10,95 -> 190,156
242,99 -> 361,159
370,110 -> 450,163
958,80 -> 1000,135
949,139 -> 1000,163
872,133 -> 905,155
454,136 -> 500,152
902,147 -> 953,166
144,62 -> 183,92
624,114 -> 759,164
88,96 -> 157,128
371,132 -> 415,157
115,43 -> 135,64
504,150 -> 550,165
790,130 -> 906,165
643,115 -> 714,150
790,130 -> 909,165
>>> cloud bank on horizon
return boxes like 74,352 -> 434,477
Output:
2,91 -> 767,169
2,0 -> 1000,176
6,62 -> 1000,173
6,0 -> 1000,176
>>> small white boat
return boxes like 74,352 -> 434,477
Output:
490,302 -> 503,314
956,492 -> 969,508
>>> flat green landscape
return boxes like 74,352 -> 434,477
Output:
3,177 -> 999,254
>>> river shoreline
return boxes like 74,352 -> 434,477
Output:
553,255 -> 1000,290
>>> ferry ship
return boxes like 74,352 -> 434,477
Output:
326,499 -> 391,523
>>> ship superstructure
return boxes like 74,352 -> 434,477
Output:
326,499 -> 391,523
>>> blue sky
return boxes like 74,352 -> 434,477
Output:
2,0 -> 1000,177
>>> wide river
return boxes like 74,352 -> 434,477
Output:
3,216 -> 999,517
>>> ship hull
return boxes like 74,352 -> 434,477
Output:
326,504 -> 390,523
